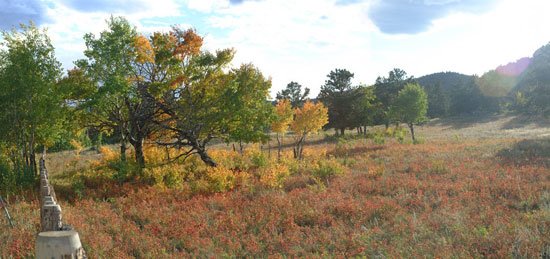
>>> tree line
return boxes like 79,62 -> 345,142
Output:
2,17 -> 548,192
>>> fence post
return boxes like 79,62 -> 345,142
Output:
35,158 -> 86,259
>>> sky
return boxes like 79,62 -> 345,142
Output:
1,0 -> 550,98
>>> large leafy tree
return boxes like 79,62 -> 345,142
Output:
318,68 -> 359,135
153,45 -> 273,167
77,17 -> 172,168
373,68 -> 414,126
391,83 -> 428,142
0,23 -> 67,185
76,16 -> 139,164
276,81 -> 310,108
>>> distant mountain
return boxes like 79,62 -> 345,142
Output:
416,71 -> 505,117
495,57 -> 531,77
415,43 -> 550,117
512,43 -> 550,115
416,71 -> 474,93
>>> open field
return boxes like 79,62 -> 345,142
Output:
1,115 -> 549,257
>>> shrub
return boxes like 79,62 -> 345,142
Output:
250,150 -> 269,168
70,139 -> 84,156
259,163 -> 290,188
99,146 -> 119,163
205,166 -> 237,193
310,158 -> 345,184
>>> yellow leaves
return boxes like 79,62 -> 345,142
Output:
99,146 -> 119,163
291,100 -> 328,136
259,164 -> 290,188
134,35 -> 154,64
70,139 -> 84,156
271,99 -> 293,134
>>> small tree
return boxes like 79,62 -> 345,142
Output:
373,68 -> 414,127
391,83 -> 428,142
290,101 -> 328,160
271,99 -> 293,160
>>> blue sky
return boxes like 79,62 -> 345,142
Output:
1,0 -> 550,97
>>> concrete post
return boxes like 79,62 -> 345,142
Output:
36,158 -> 86,258
36,230 -> 86,259
42,203 -> 62,231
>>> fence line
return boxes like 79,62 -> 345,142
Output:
36,157 -> 87,259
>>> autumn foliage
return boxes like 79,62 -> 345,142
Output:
290,100 -> 329,159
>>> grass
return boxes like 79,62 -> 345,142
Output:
0,115 -> 549,257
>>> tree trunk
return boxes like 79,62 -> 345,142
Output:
120,142 -> 127,162
133,139 -> 145,168
197,147 -> 217,167
408,123 -> 415,142
276,133 -> 282,162
267,136 -> 271,158
239,141 -> 244,155
165,146 -> 171,162
340,128 -> 345,136
30,130 -> 37,175
293,135 -> 305,160
363,126 -> 367,136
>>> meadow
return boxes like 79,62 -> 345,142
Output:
1,115 -> 549,258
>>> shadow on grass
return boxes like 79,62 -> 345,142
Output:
428,113 -> 500,130
500,114 -> 550,130
328,145 -> 385,158
496,138 -> 550,168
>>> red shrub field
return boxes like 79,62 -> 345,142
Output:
1,126 -> 549,257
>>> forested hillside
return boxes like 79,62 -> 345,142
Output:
417,43 -> 550,118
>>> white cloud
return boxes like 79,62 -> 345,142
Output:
15,0 -> 550,99
40,0 -> 182,70
201,0 -> 377,97
196,0 -> 550,98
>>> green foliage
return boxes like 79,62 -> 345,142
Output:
373,68 -> 414,125
514,43 -> 550,116
225,64 -> 274,146
417,72 -> 500,116
318,68 -> 360,134
0,22 -> 70,191
391,83 -> 428,141
350,86 -> 377,129
76,16 -> 140,163
276,81 -> 310,108
392,83 -> 428,125
310,158 -> 345,184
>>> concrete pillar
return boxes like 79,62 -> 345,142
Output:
36,230 -> 86,259
41,185 -> 50,197
42,204 -> 62,231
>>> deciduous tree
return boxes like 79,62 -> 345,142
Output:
391,83 -> 428,142
0,23 -> 67,188
373,68 -> 414,127
271,99 -> 293,160
290,101 -> 328,159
